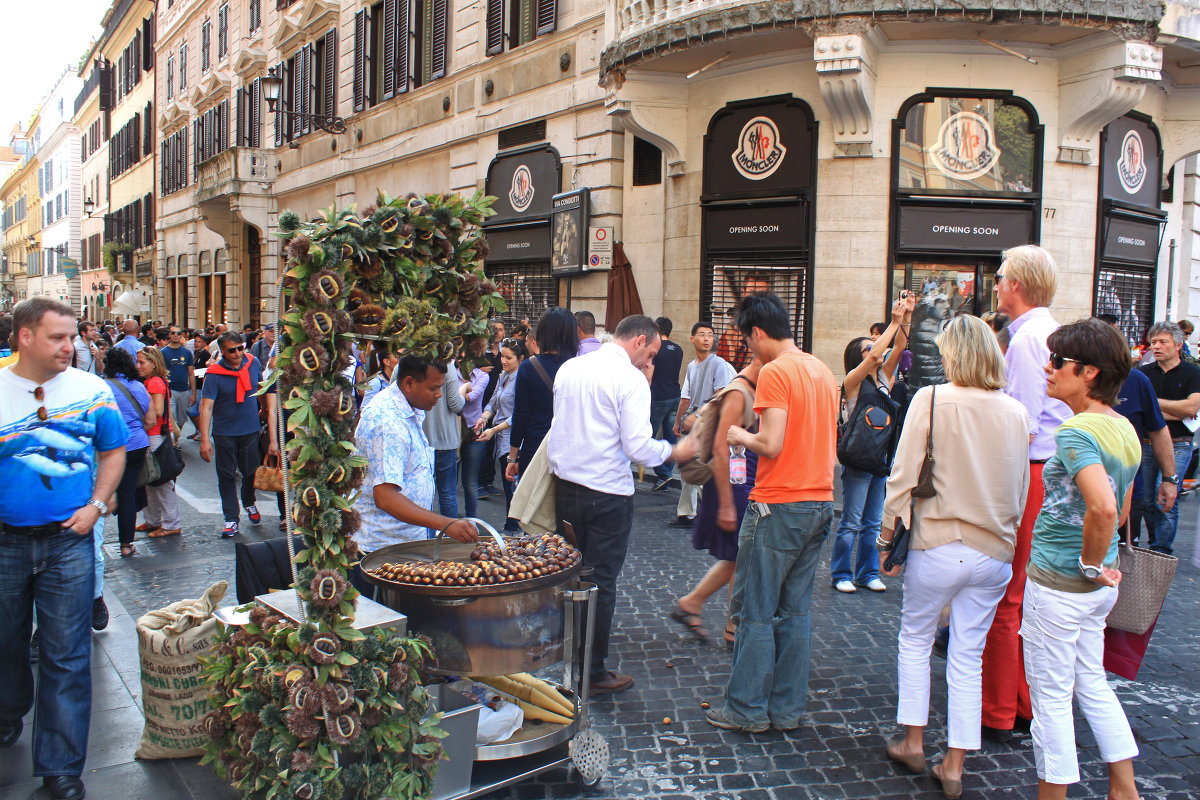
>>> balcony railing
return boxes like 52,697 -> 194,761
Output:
194,147 -> 275,203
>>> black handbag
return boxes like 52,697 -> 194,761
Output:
884,501 -> 914,570
150,435 -> 185,486
837,376 -> 900,478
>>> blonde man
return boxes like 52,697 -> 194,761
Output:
980,244 -> 1070,744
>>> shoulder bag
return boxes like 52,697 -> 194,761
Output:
836,375 -> 900,478
911,385 -> 937,499
1106,521 -> 1178,634
677,376 -> 757,485
106,378 -> 162,487
529,356 -> 555,393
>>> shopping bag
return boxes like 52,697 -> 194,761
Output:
1103,615 -> 1159,681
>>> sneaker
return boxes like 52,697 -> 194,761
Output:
221,521 -> 239,538
652,477 -> 673,492
92,596 -> 110,631
246,505 -> 262,524
862,578 -> 887,592
704,707 -> 768,733
482,485 -> 502,497
834,580 -> 857,593
667,515 -> 694,529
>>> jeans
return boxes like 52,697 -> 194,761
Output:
498,455 -> 520,532
478,438 -> 497,490
0,530 -> 94,777
116,446 -> 148,546
93,518 -> 105,599
897,542 -> 1011,749
214,432 -> 260,523
460,440 -> 487,518
555,479 -> 634,678
1139,440 -> 1191,553
143,433 -> 182,530
831,466 -> 884,585
1021,578 -> 1137,784
650,397 -> 679,480
434,449 -> 459,518
723,500 -> 833,729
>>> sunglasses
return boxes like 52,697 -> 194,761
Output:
1049,353 -> 1084,370
995,272 -> 1005,282
169,330 -> 181,335
33,386 -> 47,422
224,345 -> 246,354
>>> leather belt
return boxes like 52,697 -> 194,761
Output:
1,521 -> 69,538
1030,458 -> 1050,465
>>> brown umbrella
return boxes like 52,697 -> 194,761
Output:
605,242 -> 644,331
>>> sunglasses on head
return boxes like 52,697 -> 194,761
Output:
1049,353 -> 1084,370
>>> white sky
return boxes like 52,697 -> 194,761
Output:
0,1 -> 105,143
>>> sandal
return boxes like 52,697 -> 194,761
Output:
134,523 -> 156,532
120,544 -> 136,557
669,606 -> 709,642
886,735 -> 926,774
930,763 -> 963,799
149,528 -> 181,538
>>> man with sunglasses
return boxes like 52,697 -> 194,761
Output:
0,298 -> 128,800
198,331 -> 276,538
980,244 -> 1071,745
161,327 -> 196,437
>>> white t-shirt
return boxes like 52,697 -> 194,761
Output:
681,354 -> 735,408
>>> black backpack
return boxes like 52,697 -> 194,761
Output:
836,376 -> 899,478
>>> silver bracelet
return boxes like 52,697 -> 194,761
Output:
875,535 -> 893,549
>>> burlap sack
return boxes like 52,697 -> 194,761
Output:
134,581 -> 228,759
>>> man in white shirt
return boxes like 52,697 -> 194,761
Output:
669,322 -> 735,527
71,321 -> 100,374
548,315 -> 696,695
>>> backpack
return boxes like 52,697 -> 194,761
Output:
836,376 -> 899,478
678,376 -> 757,485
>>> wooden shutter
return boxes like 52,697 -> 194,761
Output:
274,64 -> 284,146
299,46 -> 312,136
143,193 -> 153,247
394,0 -> 409,95
323,28 -> 337,118
143,16 -> 155,68
381,0 -> 397,100
144,101 -> 153,156
218,4 -> 229,58
202,21 -> 211,72
486,0 -> 504,56
251,79 -> 261,147
236,86 -> 244,146
535,0 -> 556,36
353,9 -> 367,111
429,0 -> 447,80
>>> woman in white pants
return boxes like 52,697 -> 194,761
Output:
878,315 -> 1030,799
1022,318 -> 1141,800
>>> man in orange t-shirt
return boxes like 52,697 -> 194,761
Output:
703,293 -> 838,734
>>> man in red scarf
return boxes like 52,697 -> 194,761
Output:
198,332 -> 276,538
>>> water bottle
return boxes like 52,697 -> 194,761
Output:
729,445 -> 747,485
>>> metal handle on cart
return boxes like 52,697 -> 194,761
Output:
432,516 -> 508,561
560,583 -> 598,715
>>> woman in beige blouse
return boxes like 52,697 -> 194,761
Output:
878,314 -> 1030,799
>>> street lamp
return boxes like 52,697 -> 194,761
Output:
26,235 -> 37,251
91,280 -> 109,292
84,197 -> 96,217
261,67 -> 346,135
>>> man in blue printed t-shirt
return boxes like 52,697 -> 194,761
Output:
161,326 -> 196,435
198,331 -> 276,539
0,298 -> 128,800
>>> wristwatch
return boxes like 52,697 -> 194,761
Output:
87,499 -> 108,515
1077,557 -> 1103,581
1164,474 -> 1181,486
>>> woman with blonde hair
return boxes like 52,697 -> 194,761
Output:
136,346 -> 183,538
878,314 -> 1030,798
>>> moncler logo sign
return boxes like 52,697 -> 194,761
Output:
930,111 -> 1002,181
1117,130 -> 1146,194
732,116 -> 787,180
509,165 -> 534,212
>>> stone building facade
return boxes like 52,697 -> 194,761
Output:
151,0 -> 1200,369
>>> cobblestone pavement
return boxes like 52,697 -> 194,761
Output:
2,435 -> 1196,799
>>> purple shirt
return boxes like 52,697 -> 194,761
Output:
462,366 -> 490,427
1004,306 -> 1071,461
577,337 -> 602,356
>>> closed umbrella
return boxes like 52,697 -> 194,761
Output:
604,242 -> 643,331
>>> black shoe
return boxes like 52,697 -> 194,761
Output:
667,516 -> 693,529
29,630 -> 39,664
652,477 -> 673,492
92,597 -> 109,632
981,724 -> 1014,744
43,776 -> 85,800
0,720 -> 21,748
1012,716 -> 1032,734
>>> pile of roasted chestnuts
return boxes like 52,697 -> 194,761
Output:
369,533 -> 581,588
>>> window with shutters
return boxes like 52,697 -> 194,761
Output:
202,20 -> 212,73
180,43 -> 188,92
109,115 -> 143,179
249,0 -> 261,33
218,5 -> 229,59
196,100 -> 231,163
486,0 -> 555,56
354,0 -> 445,112
278,30 -> 338,141
167,56 -> 175,101
237,79 -> 263,148
161,127 -> 189,195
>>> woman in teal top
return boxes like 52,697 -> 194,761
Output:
1022,318 -> 1140,800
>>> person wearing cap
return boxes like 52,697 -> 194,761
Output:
250,323 -> 275,366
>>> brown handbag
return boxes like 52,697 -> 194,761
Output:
911,385 -> 937,499
254,453 -> 285,493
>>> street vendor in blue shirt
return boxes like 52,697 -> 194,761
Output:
352,355 -> 478,595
